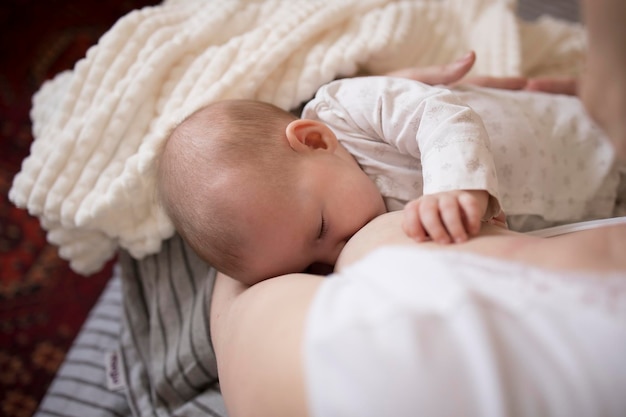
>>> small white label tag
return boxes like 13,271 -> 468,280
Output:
105,350 -> 127,391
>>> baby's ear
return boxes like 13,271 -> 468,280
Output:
285,119 -> 338,153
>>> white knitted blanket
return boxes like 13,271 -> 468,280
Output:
9,0 -> 585,274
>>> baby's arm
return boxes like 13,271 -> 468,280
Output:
402,189 -> 489,244
304,76 -> 504,230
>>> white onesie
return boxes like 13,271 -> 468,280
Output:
302,77 -> 622,230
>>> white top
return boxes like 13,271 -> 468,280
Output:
302,77 -> 620,229
304,247 -> 626,417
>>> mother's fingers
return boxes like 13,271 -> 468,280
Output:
525,77 -> 578,96
386,51 -> 476,86
458,75 -> 529,90
459,75 -> 578,96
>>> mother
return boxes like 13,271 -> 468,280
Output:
212,3 -> 626,409
211,210 -> 626,417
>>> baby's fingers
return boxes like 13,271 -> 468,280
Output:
439,195 -> 468,243
418,198 -> 452,244
457,192 -> 484,235
402,200 -> 428,241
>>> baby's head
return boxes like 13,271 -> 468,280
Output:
158,99 -> 386,285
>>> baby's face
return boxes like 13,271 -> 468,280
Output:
236,146 -> 386,284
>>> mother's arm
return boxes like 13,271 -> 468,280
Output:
210,270 -> 322,417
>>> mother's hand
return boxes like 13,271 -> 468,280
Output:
386,50 -> 577,95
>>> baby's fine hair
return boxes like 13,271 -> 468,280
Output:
157,99 -> 298,279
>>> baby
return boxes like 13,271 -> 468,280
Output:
159,99 -> 398,285
157,78 -> 624,285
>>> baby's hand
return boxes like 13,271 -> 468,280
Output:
402,190 -> 489,244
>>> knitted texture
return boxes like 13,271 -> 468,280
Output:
9,0 -> 585,274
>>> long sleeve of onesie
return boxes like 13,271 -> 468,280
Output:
302,76 -> 501,218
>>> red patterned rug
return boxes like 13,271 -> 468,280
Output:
0,1 -> 158,416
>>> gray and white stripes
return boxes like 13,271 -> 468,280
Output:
35,234 -> 227,417
118,234 -> 225,417
35,271 -> 131,417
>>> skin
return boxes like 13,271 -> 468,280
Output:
337,211 -> 626,274
211,211 -> 626,417
580,0 -> 626,158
